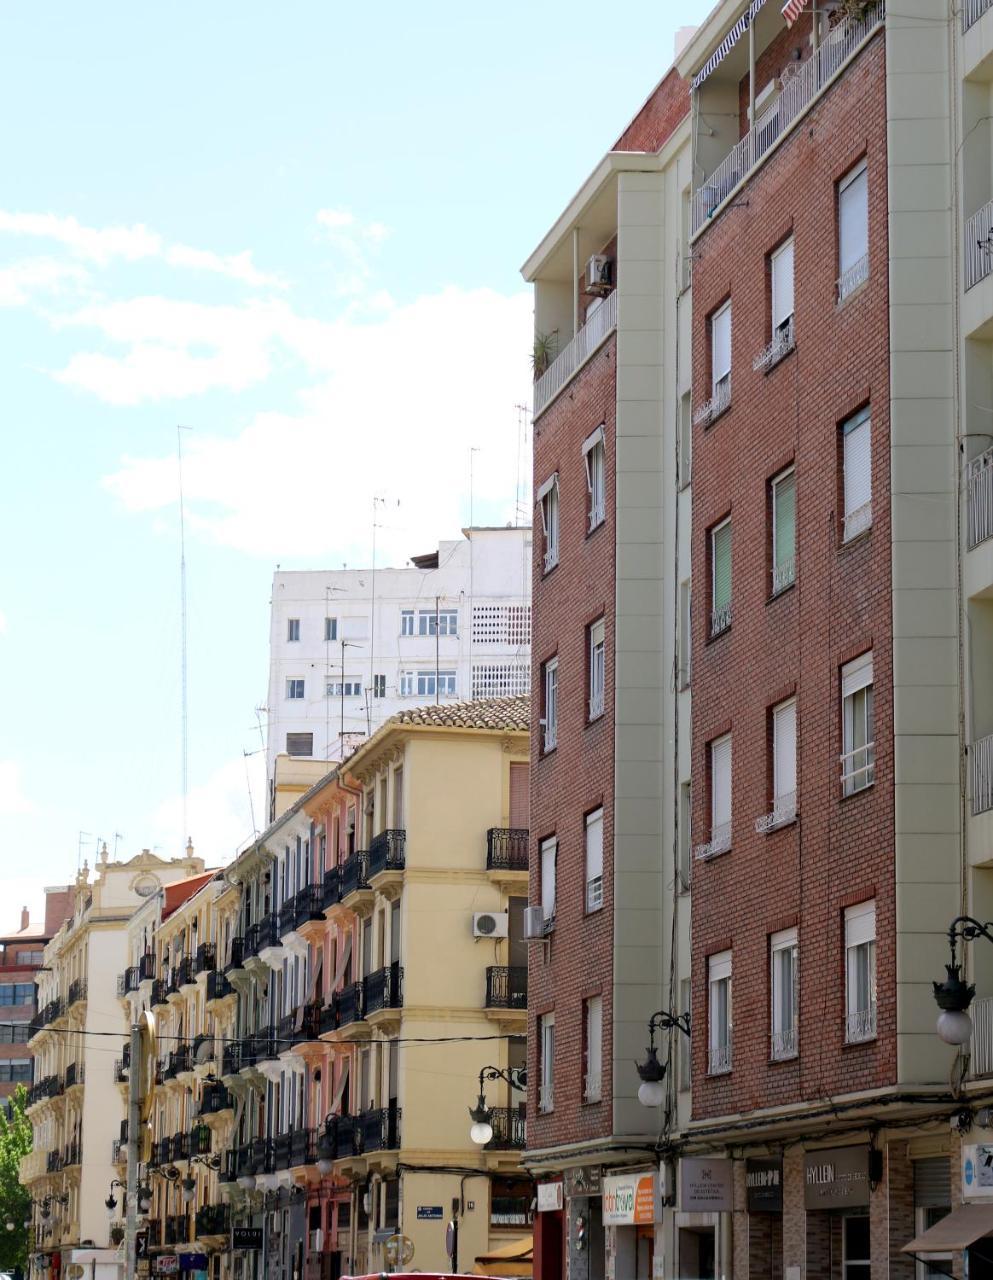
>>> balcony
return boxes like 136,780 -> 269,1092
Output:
177,957 -> 196,990
695,823 -> 731,862
708,1039 -> 732,1076
163,1044 -> 192,1080
64,1062 -> 84,1090
486,828 -> 528,874
845,1004 -> 877,1045
250,1028 -> 279,1064
165,1215 -> 191,1246
323,866 -> 341,911
46,1150 -> 64,1173
754,791 -> 797,835
333,1115 -> 358,1160
112,1138 -> 127,1164
533,288 -> 617,418
339,852 -> 371,902
138,953 -> 156,982
195,1204 -> 230,1238
279,898 -> 297,939
771,1027 -> 797,1062
27,1074 -> 62,1106
150,980 -> 168,1008
195,943 -> 216,975
483,1107 -> 526,1151
245,913 -> 281,963
218,1149 -> 237,1183
965,0 -> 993,29
335,981 -> 365,1030
295,883 -> 325,927
273,1131 -> 293,1170
206,970 -> 233,1003
221,1043 -> 241,1079
973,734 -> 993,816
291,1127 -> 317,1167
171,1133 -> 191,1162
67,978 -> 87,1008
200,1082 -> 233,1116
359,1104 -> 401,1155
968,448 -> 993,549
117,966 -> 139,998
250,1136 -> 274,1176
492,1196 -> 533,1227
226,937 -> 245,971
691,3 -> 885,234
115,1045 -> 130,1083
485,966 -> 527,1011
367,830 -> 406,880
62,1140 -> 81,1168
190,1123 -> 212,1156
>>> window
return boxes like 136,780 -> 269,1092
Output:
539,1013 -> 555,1112
845,901 -> 876,1043
708,951 -> 732,1075
710,300 -> 732,412
838,159 -> 869,301
286,679 -> 305,700
373,674 -> 386,698
399,672 -> 414,696
0,1060 -> 31,1083
585,809 -> 604,913
679,391 -> 692,488
588,618 -> 605,721
841,652 -> 874,795
697,734 -> 731,861
842,1216 -> 871,1280
841,407 -> 872,541
0,1024 -> 30,1044
540,836 -> 557,929
0,985 -> 33,1007
584,425 -> 606,531
538,474 -> 560,572
771,237 -> 794,346
287,618 -> 301,643
771,468 -> 796,594
914,1158 -> 952,1279
324,616 -> 337,642
400,610 -> 415,637
285,733 -> 313,758
542,658 -> 558,753
757,698 -> 797,832
471,663 -> 529,698
414,670 -> 456,697
417,609 -> 458,637
472,604 -> 531,647
679,580 -> 691,688
710,518 -> 731,637
326,679 -> 362,698
770,928 -> 798,1060
678,781 -> 692,890
583,996 -> 603,1102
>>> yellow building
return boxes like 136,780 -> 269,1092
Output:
23,844 -> 204,1279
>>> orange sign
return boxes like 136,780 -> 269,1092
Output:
602,1172 -> 657,1225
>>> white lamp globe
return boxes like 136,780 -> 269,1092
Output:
937,1009 -> 974,1046
638,1078 -> 666,1108
317,1158 -> 333,1177
470,1120 -> 494,1146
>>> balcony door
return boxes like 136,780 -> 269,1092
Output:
508,897 -> 527,969
510,763 -> 529,828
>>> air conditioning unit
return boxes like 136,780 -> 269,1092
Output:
586,254 -> 612,294
523,906 -> 547,941
473,911 -> 509,939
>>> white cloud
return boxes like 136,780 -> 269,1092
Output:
0,209 -> 282,286
151,752 -> 267,864
316,207 -> 391,295
0,761 -> 34,816
0,258 -> 88,307
103,284 -> 533,558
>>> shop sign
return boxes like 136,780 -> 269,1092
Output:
537,1181 -> 564,1212
231,1226 -> 263,1250
602,1170 -> 658,1225
746,1157 -> 783,1213
962,1145 -> 993,1199
804,1146 -> 870,1209
178,1255 -> 208,1272
680,1158 -> 733,1212
565,1165 -> 602,1198
416,1206 -> 444,1220
152,1257 -> 179,1276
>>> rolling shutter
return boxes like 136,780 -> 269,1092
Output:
843,411 -> 872,519
773,700 -> 797,801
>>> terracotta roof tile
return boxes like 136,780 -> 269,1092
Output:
391,694 -> 530,733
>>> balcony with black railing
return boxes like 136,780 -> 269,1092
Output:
165,1215 -> 191,1246
221,1043 -> 241,1078
322,866 -> 341,911
64,1062 -> 84,1089
367,830 -> 406,879
273,1132 -> 293,1171
291,1127 -> 316,1167
27,1074 -> 63,1106
484,1107 -> 526,1150
195,1204 -> 230,1237
335,981 -> 365,1029
171,1132 -> 191,1162
139,953 -> 156,982
334,1114 -> 358,1160
117,966 -> 140,998
195,943 -> 216,975
46,1150 -> 64,1173
486,828 -> 529,873
206,970 -> 233,1002
190,1124 -> 212,1156
295,883 -> 325,927
164,1044 -> 192,1080
67,978 -> 87,1007
150,979 -> 168,1008
251,1028 -> 278,1064
339,852 -> 371,901
154,1136 -> 172,1167
250,1135 -> 274,1175
279,898 -> 297,939
319,998 -> 338,1036
364,963 -> 403,1017
226,937 -> 245,971
200,1082 -> 233,1116
485,966 -> 527,1011
491,1195 -> 533,1227
218,1149 -> 237,1183
112,1138 -> 127,1164
177,957 -> 196,989
359,1104 -> 401,1155
62,1139 -> 81,1167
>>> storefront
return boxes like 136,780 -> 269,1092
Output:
804,1145 -> 873,1280
602,1169 -> 658,1280
675,1158 -> 732,1280
564,1166 -> 604,1280
744,1157 -> 782,1276
534,1179 -> 564,1280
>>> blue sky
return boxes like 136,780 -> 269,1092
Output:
0,1 -> 712,921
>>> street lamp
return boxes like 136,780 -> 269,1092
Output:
636,1009 -> 691,1107
467,1065 -> 526,1145
932,916 -> 993,1045
316,1116 -> 336,1176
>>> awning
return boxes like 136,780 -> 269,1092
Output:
782,0 -> 809,27
902,1202 -> 993,1253
691,0 -> 769,91
474,1233 -> 533,1277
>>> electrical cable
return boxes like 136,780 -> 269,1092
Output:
3,1022 -> 525,1049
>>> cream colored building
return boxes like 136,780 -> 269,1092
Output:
23,844 -> 204,1279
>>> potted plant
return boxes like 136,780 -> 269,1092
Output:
531,332 -> 558,380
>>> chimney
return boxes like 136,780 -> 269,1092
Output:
20,907 -> 28,932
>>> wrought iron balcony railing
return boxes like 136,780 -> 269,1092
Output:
364,963 -> 403,1016
486,828 -> 529,872
485,966 -> 527,1010
367,830 -> 406,878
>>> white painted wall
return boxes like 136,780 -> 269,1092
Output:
265,526 -> 532,782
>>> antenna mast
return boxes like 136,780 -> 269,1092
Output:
177,426 -> 192,846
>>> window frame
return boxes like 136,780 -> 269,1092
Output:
539,1012 -> 555,1112
542,657 -> 559,754
770,927 -> 798,1061
770,466 -> 796,595
771,236 -> 795,340
838,158 -> 869,302
584,808 -> 604,914
287,618 -> 301,643
582,996 -> 603,1103
841,406 -> 872,542
844,900 -> 877,1044
841,652 -> 875,796
708,950 -> 732,1075
588,618 -> 606,722
537,473 -> 560,573
286,678 -> 305,700
583,425 -> 606,532
710,517 -> 732,637
711,299 -> 732,402
400,610 -> 415,637
324,616 -> 337,642
540,836 -> 557,929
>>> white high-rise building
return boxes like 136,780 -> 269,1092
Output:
265,525 -> 531,805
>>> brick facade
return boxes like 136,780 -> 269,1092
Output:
529,338 -> 616,1154
689,30 -> 893,1119
613,68 -> 689,153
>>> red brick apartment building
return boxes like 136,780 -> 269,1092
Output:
0,889 -> 72,1100
526,0 -> 993,1274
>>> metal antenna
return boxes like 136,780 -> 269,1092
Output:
177,426 -> 192,848
113,832 -> 124,859
77,831 -> 91,872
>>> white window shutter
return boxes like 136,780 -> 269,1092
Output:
773,700 -> 797,802
540,838 -> 557,920
842,651 -> 873,700
845,900 -> 875,948
843,416 -> 871,518
839,165 -> 868,276
712,303 -> 731,386
711,735 -> 732,828
585,810 -> 604,884
772,239 -> 794,329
